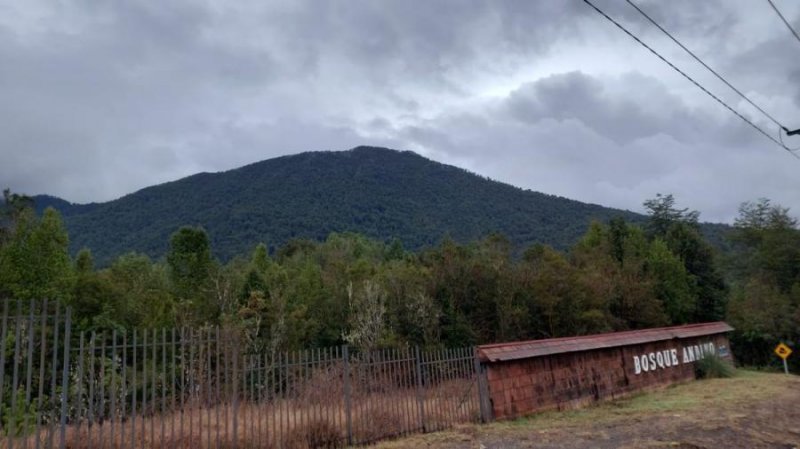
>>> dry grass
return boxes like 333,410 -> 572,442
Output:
0,378 -> 478,449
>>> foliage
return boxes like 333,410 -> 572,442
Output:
0,207 -> 74,301
33,147 -> 650,266
694,354 -> 735,379
3,183 -> 798,373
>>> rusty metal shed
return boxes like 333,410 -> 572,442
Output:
476,322 -> 734,419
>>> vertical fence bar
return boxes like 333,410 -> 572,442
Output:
99,332 -> 107,449
404,346 -> 415,434
0,299 -> 9,439
34,300 -> 50,449
330,347 -> 338,442
208,330 -> 214,448
170,328 -> 176,449
131,330 -> 137,449
58,307 -> 71,449
280,351 -> 287,448
232,334 -> 239,449
188,330 -> 195,449
178,328 -> 185,449
247,354 -> 253,447
88,332 -> 96,449
342,346 -> 352,446
75,333 -> 84,449
161,328 -> 167,449
300,349 -> 307,434
215,327 -> 222,449
289,349 -> 296,446
121,332 -> 127,449
110,330 -> 117,449
270,352 -> 277,448
257,353 -> 263,448
46,302 -> 60,449
414,346 -> 425,433
444,348 -> 456,427
150,329 -> 156,449
141,330 -> 148,449
187,330 -> 195,449
23,300 -> 36,449
175,328 -> 182,449
9,299 -> 24,448
378,349 -> 389,439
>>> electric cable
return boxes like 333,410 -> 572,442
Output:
625,0 -> 789,132
582,0 -> 799,158
766,0 -> 800,45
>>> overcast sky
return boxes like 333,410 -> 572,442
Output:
2,0 -> 799,223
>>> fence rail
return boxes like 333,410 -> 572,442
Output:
0,300 -> 489,448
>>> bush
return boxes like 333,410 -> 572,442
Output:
286,420 -> 342,449
695,354 -> 735,379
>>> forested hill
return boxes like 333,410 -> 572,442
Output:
34,146 -> 650,264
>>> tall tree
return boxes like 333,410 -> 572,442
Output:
167,226 -> 215,323
643,193 -> 699,238
0,207 -> 74,300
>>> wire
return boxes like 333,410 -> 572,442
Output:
582,0 -> 800,159
766,0 -> 800,45
625,0 -> 787,131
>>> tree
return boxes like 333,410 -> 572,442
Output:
166,226 -> 215,323
0,207 -> 74,301
71,248 -> 121,331
731,199 -> 800,293
107,252 -> 175,329
665,222 -> 727,322
646,239 -> 694,324
643,193 -> 699,238
343,279 -> 387,353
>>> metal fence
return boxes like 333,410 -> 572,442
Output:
0,300 -> 491,448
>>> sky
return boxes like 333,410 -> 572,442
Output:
1,0 -> 799,223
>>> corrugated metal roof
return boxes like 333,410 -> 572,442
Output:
477,322 -> 734,363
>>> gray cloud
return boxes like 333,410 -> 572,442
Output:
1,0 -> 799,223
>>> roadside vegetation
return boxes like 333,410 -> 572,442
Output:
0,189 -> 798,375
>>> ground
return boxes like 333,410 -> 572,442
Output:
375,370 -> 800,449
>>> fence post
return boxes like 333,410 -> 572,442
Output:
0,300 -> 8,438
472,347 -> 491,423
342,345 -> 353,445
59,307 -> 72,449
414,346 -> 426,432
232,332 -> 239,449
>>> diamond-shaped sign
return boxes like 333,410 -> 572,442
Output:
774,343 -> 793,360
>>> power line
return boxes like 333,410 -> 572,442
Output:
766,0 -> 800,45
582,0 -> 799,159
625,0 -> 788,132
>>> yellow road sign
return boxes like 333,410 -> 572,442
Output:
775,343 -> 793,360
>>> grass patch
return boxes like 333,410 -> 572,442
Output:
375,369 -> 799,449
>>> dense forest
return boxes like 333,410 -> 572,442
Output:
1,188 -> 798,372
34,147 -> 657,265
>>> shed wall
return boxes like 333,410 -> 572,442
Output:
485,333 -> 732,419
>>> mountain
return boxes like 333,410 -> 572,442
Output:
34,146 -> 654,265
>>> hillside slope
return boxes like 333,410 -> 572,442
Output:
35,146 -> 647,264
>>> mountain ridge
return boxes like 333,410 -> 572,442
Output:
30,146 -> 682,265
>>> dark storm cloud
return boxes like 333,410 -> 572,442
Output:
1,0 -> 799,222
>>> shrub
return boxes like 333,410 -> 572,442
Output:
286,420 -> 341,449
695,354 -> 735,379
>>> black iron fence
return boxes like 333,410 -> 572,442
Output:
0,299 -> 491,448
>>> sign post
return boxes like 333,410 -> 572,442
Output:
774,343 -> 793,375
